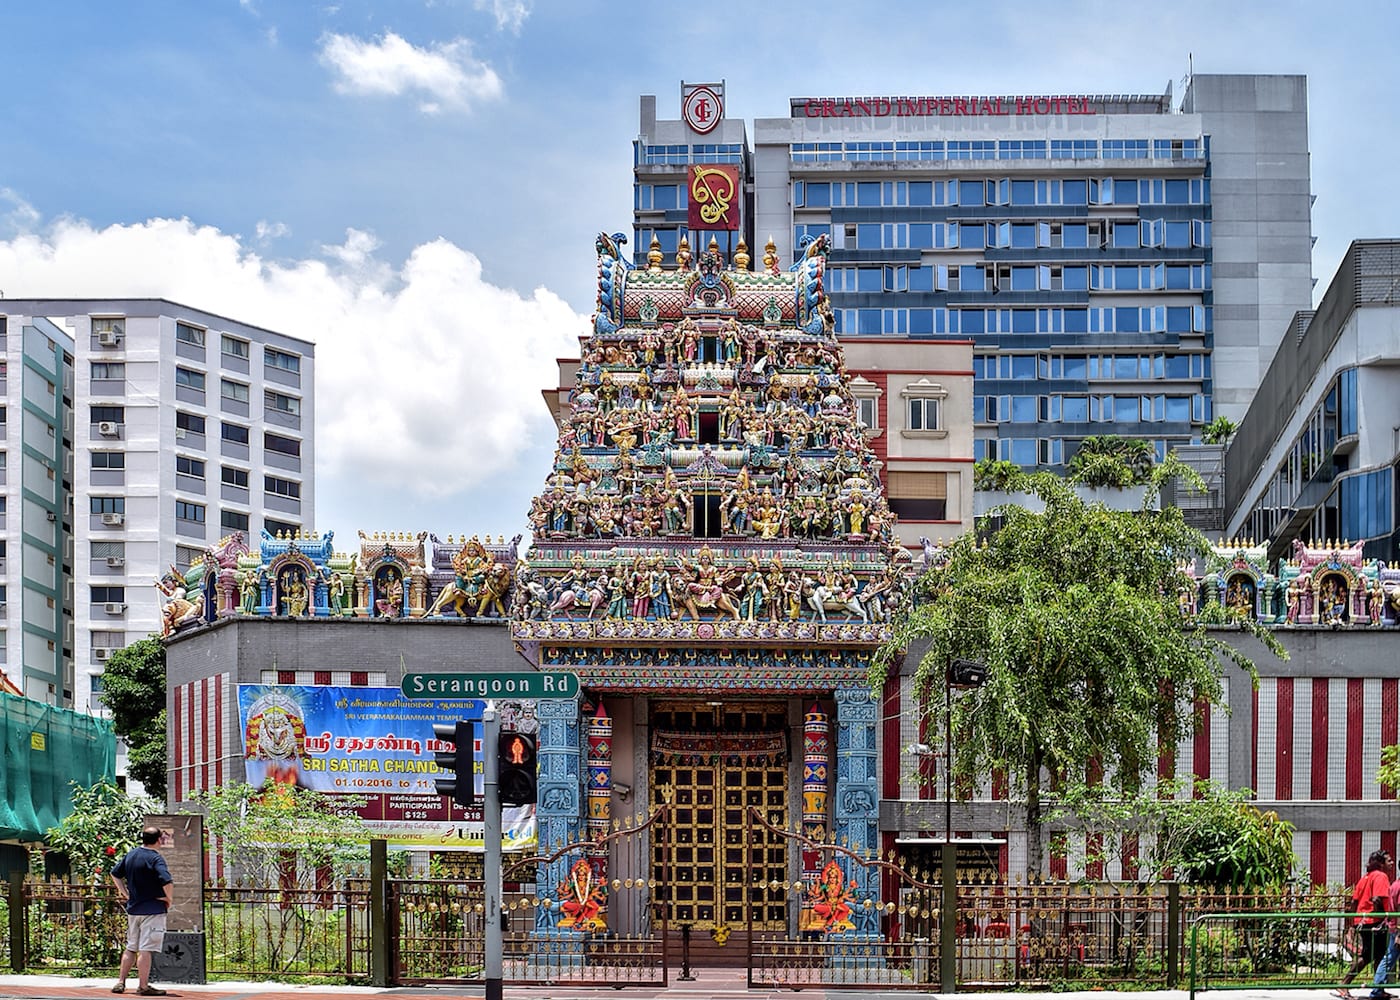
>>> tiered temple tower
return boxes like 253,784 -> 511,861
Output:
510,231 -> 907,952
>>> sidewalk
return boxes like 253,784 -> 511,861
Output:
0,976 -> 1346,1000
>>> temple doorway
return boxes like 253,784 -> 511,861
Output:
649,700 -> 790,934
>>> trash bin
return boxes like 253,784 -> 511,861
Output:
152,932 -> 205,984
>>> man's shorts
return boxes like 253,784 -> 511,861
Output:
125,913 -> 166,953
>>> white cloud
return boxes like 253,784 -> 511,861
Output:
318,31 -> 503,114
254,219 -> 289,242
474,0 -> 530,33
0,188 -> 41,239
0,213 -> 585,506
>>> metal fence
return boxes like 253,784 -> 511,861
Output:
5,873 -> 1349,989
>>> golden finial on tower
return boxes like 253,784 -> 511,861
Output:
647,235 -> 663,272
734,238 -> 750,271
676,236 -> 691,270
764,235 -> 778,274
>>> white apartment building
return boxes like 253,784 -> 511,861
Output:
0,300 -> 315,715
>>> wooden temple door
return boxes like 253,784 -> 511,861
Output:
649,701 -> 790,936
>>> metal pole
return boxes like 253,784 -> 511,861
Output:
483,705 -> 503,1000
940,663 -> 957,993
369,839 -> 388,986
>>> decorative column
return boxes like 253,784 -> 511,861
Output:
802,702 -> 831,885
585,701 -> 613,928
533,696 -> 583,937
834,684 -> 881,938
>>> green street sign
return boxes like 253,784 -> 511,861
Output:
401,671 -> 580,700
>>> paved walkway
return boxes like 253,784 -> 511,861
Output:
0,976 -> 1352,1000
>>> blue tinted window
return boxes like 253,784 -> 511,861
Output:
1011,396 -> 1037,422
1012,309 -> 1036,333
1062,396 -> 1088,422
1063,224 -> 1088,249
909,266 -> 934,292
858,309 -> 882,335
1339,368 -> 1358,437
1166,307 -> 1193,333
1165,396 -> 1190,422
1011,355 -> 1036,379
1063,267 -> 1088,291
1010,439 -> 1036,465
1114,396 -> 1140,422
1010,180 -> 1036,205
805,183 -> 829,208
1166,266 -> 1190,290
857,182 -> 881,206
1063,310 -> 1088,334
1115,308 -> 1139,333
654,185 -> 679,211
960,266 -> 986,292
1062,355 -> 1087,379
960,310 -> 985,334
1010,267 -> 1035,292
958,181 -> 986,207
1062,180 -> 1088,205
1165,221 -> 1191,248
960,225 -> 986,250
910,224 -> 933,248
857,268 -> 881,292
910,309 -> 933,335
1114,356 -> 1138,379
1164,355 -> 1190,378
1165,179 -> 1190,204
908,181 -> 932,206
1115,266 -> 1139,290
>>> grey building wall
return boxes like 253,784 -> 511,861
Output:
1183,74 -> 1314,422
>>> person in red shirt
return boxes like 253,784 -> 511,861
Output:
1338,850 -> 1393,998
1367,866 -> 1400,1000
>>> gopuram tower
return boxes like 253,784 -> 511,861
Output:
510,231 -> 908,956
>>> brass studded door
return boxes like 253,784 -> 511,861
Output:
650,701 -> 790,932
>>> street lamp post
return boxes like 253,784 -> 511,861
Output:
940,658 -> 986,994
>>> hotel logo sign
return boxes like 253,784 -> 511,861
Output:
688,164 -> 740,231
797,96 -> 1099,118
682,82 -> 724,134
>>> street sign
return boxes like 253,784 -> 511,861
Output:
401,671 -> 580,700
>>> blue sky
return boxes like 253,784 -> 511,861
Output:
1,0 -> 1397,544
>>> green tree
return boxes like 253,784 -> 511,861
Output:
1050,778 -> 1298,889
47,779 -> 158,881
876,471 -> 1286,873
185,783 -> 373,975
188,782 -> 372,885
1066,435 -> 1156,487
99,637 -> 167,800
1202,416 -> 1239,445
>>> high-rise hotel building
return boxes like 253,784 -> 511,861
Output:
0,301 -> 314,716
634,76 -> 1313,468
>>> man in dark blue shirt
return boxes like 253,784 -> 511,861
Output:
110,827 -> 174,996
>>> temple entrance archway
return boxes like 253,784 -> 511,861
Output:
649,700 -> 791,937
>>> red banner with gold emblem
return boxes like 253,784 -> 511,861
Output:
687,164 -> 740,231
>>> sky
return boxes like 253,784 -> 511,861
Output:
1,0 -> 1397,544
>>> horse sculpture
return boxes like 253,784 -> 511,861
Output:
550,576 -> 607,619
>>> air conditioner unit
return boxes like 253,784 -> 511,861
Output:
101,512 -> 124,526
46,511 -> 57,522
94,647 -> 111,661
106,556 -> 125,568
97,331 -> 121,347
175,428 -> 187,440
97,421 -> 121,436
0,602 -> 6,614
103,602 -> 127,615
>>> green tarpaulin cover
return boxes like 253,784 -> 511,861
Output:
0,693 -> 116,841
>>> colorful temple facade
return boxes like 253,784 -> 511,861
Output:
154,236 -> 1400,931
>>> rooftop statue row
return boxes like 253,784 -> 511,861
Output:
156,530 -> 525,636
1180,538 -> 1400,628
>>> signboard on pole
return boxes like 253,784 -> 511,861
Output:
237,685 -> 534,850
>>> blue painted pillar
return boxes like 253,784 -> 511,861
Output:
533,696 -> 582,935
834,684 -> 881,937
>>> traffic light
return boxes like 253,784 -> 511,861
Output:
497,731 -> 537,806
433,720 -> 476,807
